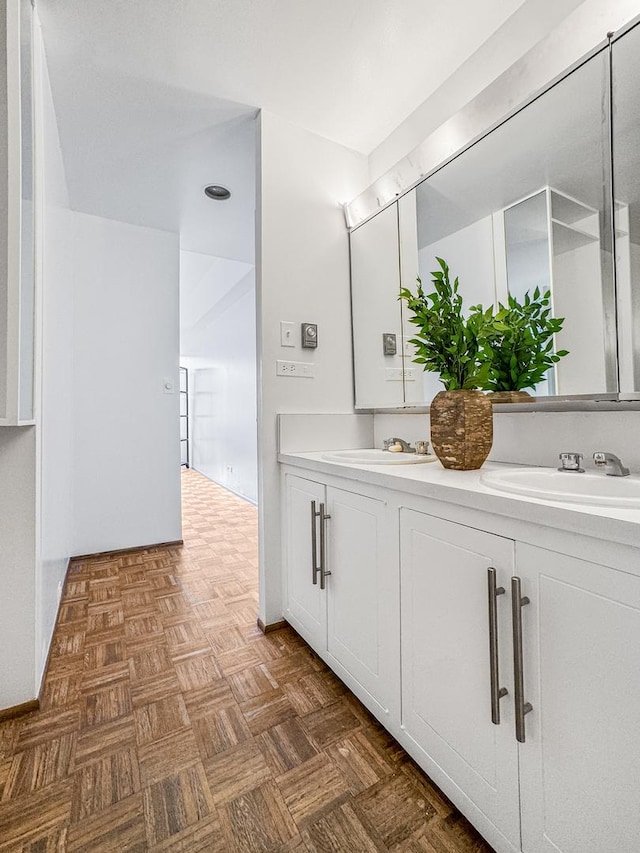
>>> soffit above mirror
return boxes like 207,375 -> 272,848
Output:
344,7 -> 640,231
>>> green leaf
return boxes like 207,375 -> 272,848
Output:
398,258 -> 571,392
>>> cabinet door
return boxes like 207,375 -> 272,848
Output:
326,487 -> 399,720
517,544 -> 640,853
400,510 -> 520,849
283,474 -> 327,651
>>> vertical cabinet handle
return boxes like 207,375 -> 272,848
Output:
319,502 -> 332,590
310,500 -> 321,585
511,576 -> 533,743
487,568 -> 508,724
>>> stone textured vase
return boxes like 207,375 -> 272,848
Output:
489,390 -> 533,404
430,389 -> 493,470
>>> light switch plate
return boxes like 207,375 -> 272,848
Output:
280,321 -> 295,347
301,323 -> 318,348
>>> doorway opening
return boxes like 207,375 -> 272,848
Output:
177,115 -> 258,566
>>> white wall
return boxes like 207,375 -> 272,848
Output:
70,212 -> 181,555
257,110 -> 368,624
36,19 -> 73,681
3,23 -> 184,705
0,13 -> 71,710
181,268 -> 258,503
373,409 -> 640,473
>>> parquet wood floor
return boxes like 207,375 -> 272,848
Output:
0,470 -> 495,852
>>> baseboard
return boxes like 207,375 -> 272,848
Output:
71,540 -> 183,561
0,699 -> 39,722
257,618 -> 288,634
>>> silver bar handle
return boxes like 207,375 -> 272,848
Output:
311,500 -> 320,585
511,576 -> 533,743
319,502 -> 331,590
488,568 -> 508,724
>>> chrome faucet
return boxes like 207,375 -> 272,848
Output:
593,451 -> 630,477
558,452 -> 584,473
383,437 -> 415,453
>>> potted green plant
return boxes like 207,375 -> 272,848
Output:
478,288 -> 568,403
400,257 -> 495,470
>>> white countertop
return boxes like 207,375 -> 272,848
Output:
278,451 -> 640,550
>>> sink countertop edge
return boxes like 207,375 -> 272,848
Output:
278,451 -> 640,551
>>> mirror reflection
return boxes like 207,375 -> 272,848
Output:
612,22 -> 640,395
408,47 -> 616,404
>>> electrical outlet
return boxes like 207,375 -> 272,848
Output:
385,368 -> 416,382
276,360 -> 315,378
226,465 -> 233,475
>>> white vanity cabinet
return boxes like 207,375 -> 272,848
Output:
399,513 -> 640,853
399,510 -> 521,850
515,544 -> 640,853
280,459 -> 640,853
283,472 -> 400,721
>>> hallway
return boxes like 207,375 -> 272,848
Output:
0,471 -> 492,852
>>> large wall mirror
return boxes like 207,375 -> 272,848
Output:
351,23 -> 640,409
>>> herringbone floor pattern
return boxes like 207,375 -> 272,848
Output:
0,470 -> 493,852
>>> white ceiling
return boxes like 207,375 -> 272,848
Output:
38,45 -> 258,260
39,0 -> 595,263
38,0 -> 528,155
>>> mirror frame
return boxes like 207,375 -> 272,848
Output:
348,15 -> 640,411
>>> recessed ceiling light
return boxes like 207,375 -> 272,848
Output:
204,184 -> 231,200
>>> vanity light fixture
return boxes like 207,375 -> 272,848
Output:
204,184 -> 231,200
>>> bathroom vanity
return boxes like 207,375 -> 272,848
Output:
278,451 -> 640,853
287,16 -> 640,852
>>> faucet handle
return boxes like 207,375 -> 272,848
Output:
558,452 -> 584,473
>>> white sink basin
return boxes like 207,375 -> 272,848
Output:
481,467 -> 640,508
322,449 -> 438,466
